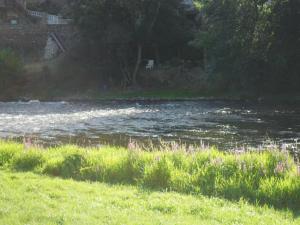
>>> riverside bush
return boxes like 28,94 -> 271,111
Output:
0,141 -> 23,166
11,150 -> 44,172
0,141 -> 299,210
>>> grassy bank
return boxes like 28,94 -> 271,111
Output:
90,90 -> 300,103
4,80 -> 300,102
48,90 -> 300,103
0,141 -> 300,211
1,170 -> 299,225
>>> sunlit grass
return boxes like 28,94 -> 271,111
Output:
0,170 -> 299,225
0,140 -> 300,211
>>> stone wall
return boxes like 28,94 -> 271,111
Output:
0,23 -> 76,62
0,24 -> 48,61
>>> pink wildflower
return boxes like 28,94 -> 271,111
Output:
23,137 -> 32,151
128,139 -> 137,150
274,161 -> 286,174
170,142 -> 179,152
211,157 -> 223,166
187,145 -> 195,153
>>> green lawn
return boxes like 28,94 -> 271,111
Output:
0,170 -> 299,225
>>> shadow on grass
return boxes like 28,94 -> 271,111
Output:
10,168 -> 299,218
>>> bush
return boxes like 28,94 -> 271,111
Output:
60,154 -> 86,179
259,177 -> 300,209
43,157 -> 64,177
144,157 -> 173,189
0,141 -> 22,166
11,151 -> 45,171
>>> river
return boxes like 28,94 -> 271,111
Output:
0,100 -> 299,152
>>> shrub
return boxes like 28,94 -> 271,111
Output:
11,151 -> 45,171
144,156 -> 173,189
259,177 -> 300,209
170,169 -> 193,193
117,151 -> 147,183
80,165 -> 104,182
43,157 -> 64,177
59,153 -> 86,179
0,141 -> 22,166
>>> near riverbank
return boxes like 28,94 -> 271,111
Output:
4,88 -> 300,104
1,141 -> 299,211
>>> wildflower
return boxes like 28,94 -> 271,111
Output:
128,139 -> 138,150
234,147 -> 245,155
23,137 -> 32,151
187,145 -> 195,153
274,161 -> 286,174
170,142 -> 179,152
211,157 -> 223,166
128,142 -> 135,150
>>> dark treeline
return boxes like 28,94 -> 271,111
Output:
1,0 -> 299,97
70,0 -> 300,95
71,0 -> 196,88
193,0 -> 300,94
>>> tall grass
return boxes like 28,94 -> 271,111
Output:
0,140 -> 299,210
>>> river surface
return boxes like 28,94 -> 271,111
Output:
0,100 -> 299,151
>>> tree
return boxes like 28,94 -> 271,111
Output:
192,0 -> 300,94
72,0 -> 193,87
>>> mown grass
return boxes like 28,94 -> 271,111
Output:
1,170 -> 300,225
0,141 -> 300,211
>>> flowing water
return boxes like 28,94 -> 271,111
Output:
0,100 -> 299,151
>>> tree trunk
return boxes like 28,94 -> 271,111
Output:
203,48 -> 208,72
132,43 -> 142,86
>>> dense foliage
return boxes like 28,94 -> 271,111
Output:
0,49 -> 23,91
1,141 -> 299,210
193,0 -> 300,94
71,0 -> 299,95
71,0 -> 195,87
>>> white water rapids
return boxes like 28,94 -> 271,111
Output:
0,100 -> 299,150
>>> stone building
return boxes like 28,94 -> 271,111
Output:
0,0 -> 74,62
